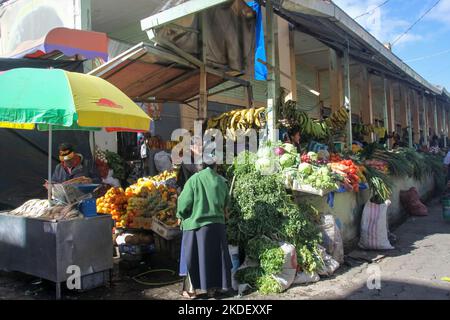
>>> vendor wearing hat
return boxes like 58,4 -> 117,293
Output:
50,143 -> 96,184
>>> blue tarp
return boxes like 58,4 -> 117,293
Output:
247,1 -> 267,80
327,183 -> 369,208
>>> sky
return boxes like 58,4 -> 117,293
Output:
333,0 -> 450,90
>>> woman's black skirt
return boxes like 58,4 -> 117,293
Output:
180,223 -> 232,291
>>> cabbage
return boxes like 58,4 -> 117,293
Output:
279,153 -> 296,169
255,157 -> 278,175
282,143 -> 297,154
307,151 -> 318,161
257,146 -> 273,159
274,147 -> 285,156
298,162 -> 313,175
318,166 -> 330,175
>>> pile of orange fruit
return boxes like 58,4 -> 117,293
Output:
96,187 -> 130,228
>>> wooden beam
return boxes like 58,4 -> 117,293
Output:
406,89 -> 413,148
413,91 -> 420,144
140,70 -> 199,99
360,66 -> 374,142
152,36 -> 203,68
388,80 -> 395,138
443,103 -> 448,147
343,41 -> 352,149
434,96 -> 439,137
399,84 -> 407,128
423,92 -> 429,146
289,26 -> 298,100
198,11 -> 208,120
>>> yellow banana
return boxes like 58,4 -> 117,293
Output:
230,112 -> 240,130
246,108 -> 255,124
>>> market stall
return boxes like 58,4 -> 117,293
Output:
198,99 -> 446,296
0,67 -> 152,299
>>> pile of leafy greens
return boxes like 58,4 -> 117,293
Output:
227,152 -> 323,294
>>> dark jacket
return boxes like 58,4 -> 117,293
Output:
52,154 -> 100,183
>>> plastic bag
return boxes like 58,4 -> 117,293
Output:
317,245 -> 340,277
293,271 -> 320,284
154,151 -> 173,173
271,242 -> 298,291
358,200 -> 394,250
102,169 -> 121,187
320,214 -> 344,264
140,143 -> 148,159
229,245 -> 240,291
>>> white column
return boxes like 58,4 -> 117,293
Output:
383,76 -> 390,148
266,0 -> 278,142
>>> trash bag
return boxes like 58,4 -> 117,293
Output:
235,242 -> 297,294
293,271 -> 320,284
317,245 -> 340,277
320,214 -> 344,264
271,242 -> 297,291
400,187 -> 428,216
358,200 -> 394,250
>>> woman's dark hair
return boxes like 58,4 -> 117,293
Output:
288,126 -> 300,138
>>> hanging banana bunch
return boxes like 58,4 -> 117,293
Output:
206,107 -> 267,141
325,107 -> 349,131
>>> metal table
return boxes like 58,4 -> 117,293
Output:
0,212 -> 114,299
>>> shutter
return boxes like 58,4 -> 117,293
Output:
296,64 -> 320,118
319,70 -> 330,108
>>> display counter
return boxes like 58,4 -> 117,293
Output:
0,213 -> 114,299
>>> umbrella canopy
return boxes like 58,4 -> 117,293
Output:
0,68 -> 152,202
0,68 -> 151,131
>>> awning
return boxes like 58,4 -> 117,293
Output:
5,27 -> 109,61
88,42 -> 228,103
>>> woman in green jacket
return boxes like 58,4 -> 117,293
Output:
177,158 -> 232,299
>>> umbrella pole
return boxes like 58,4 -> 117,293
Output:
48,124 -> 53,203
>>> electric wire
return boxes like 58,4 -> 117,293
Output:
391,0 -> 442,46
353,0 -> 391,20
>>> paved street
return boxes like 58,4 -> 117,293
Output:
0,198 -> 449,300
244,197 -> 450,300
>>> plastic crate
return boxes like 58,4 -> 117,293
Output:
151,217 -> 181,240
79,198 -> 98,217
130,217 -> 153,230
119,244 -> 155,255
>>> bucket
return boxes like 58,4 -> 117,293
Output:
79,198 -> 98,217
443,206 -> 450,221
442,197 -> 450,207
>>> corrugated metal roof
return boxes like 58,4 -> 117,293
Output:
88,42 -> 226,103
